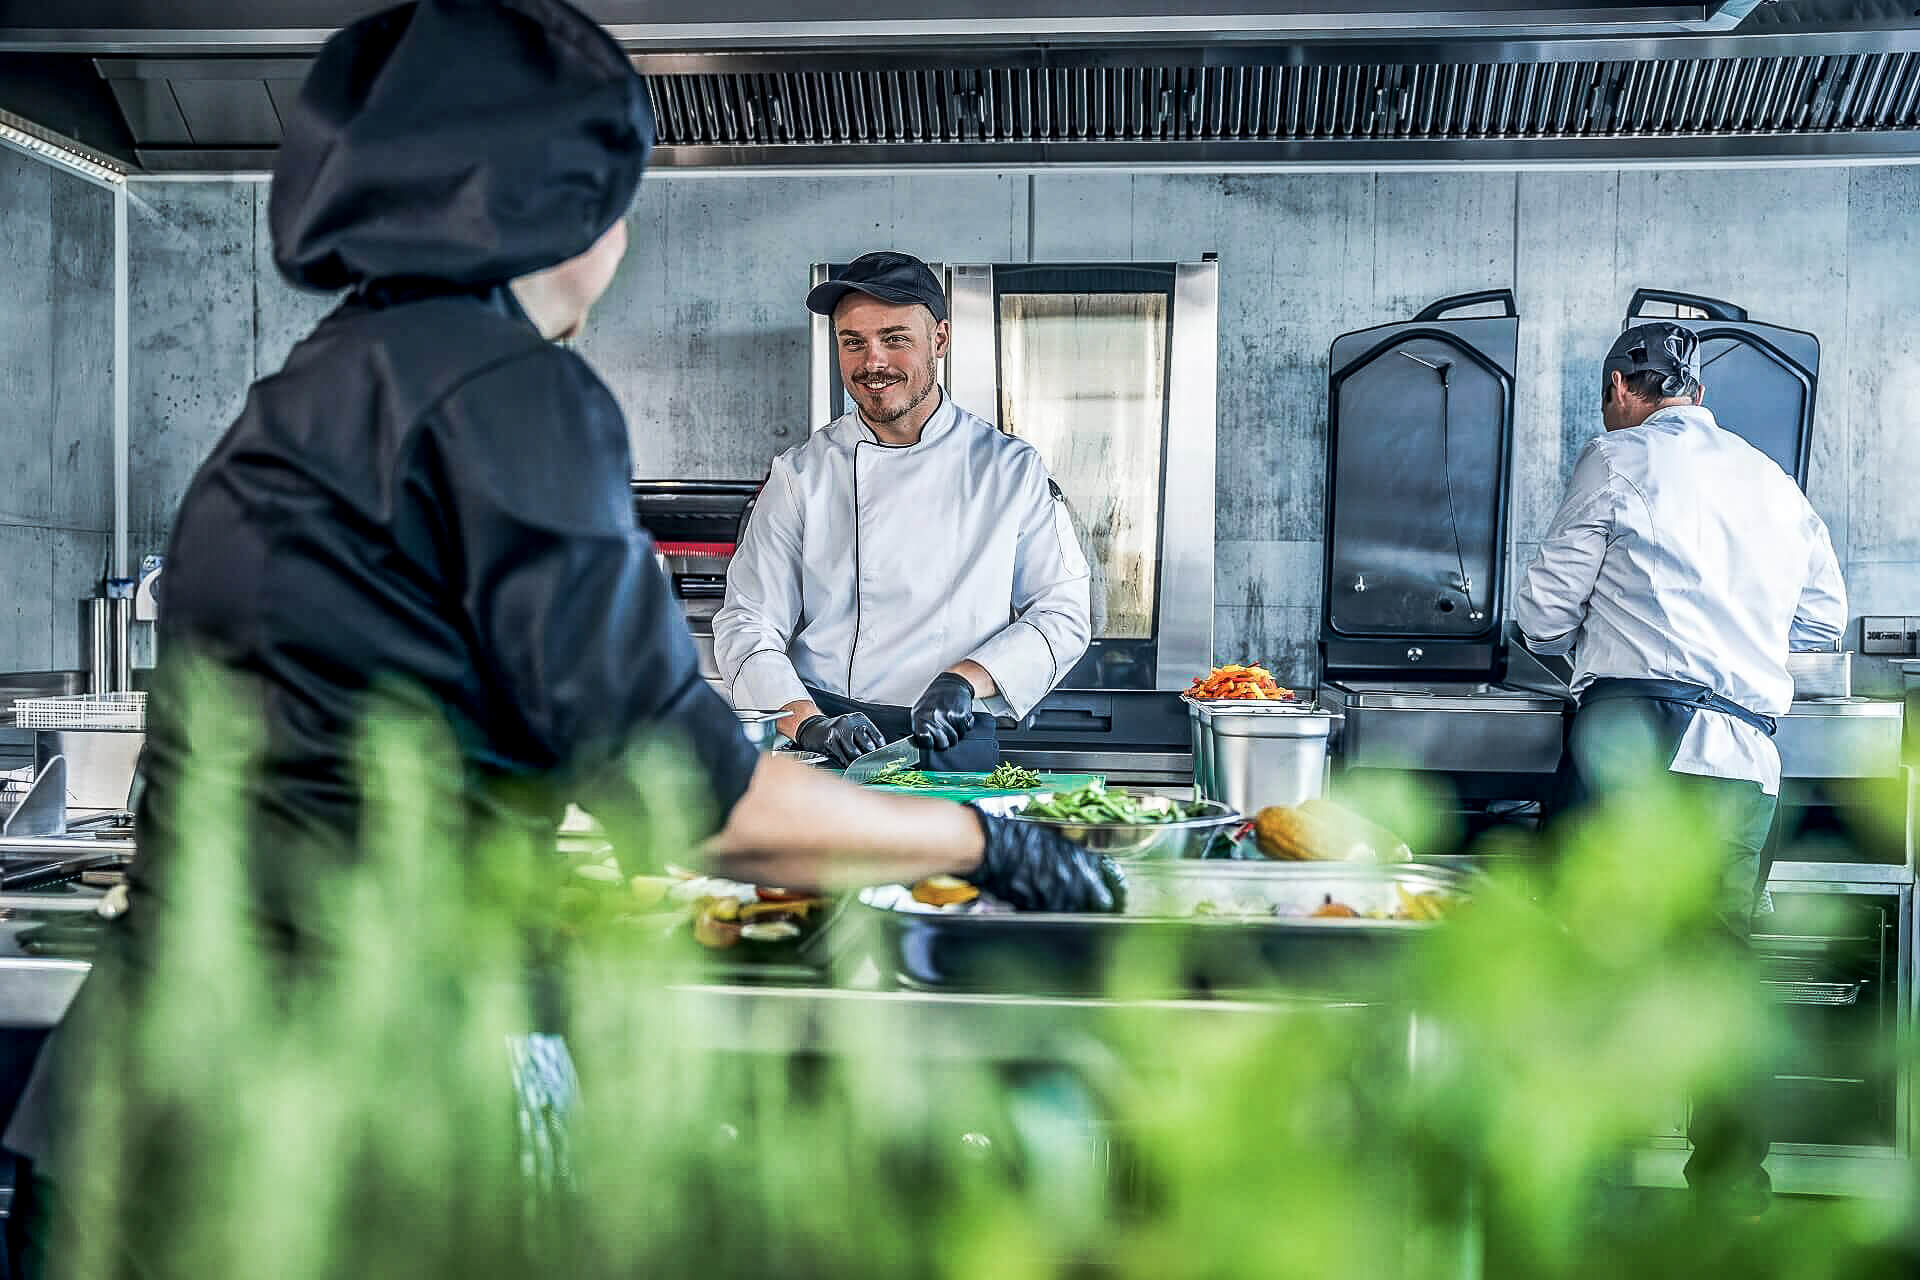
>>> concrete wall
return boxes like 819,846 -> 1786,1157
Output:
122,167 -> 1920,686
0,148 -> 114,672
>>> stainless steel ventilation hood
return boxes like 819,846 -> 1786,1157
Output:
0,2 -> 1769,52
2,1 -> 1919,171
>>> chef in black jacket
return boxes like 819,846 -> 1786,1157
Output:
1,2 -> 1118,1270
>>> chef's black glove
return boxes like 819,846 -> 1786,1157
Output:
969,809 -> 1126,914
911,672 -> 977,750
794,712 -> 885,766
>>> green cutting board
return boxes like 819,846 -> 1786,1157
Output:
854,771 -> 1104,803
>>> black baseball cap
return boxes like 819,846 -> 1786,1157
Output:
805,251 -> 948,324
1603,322 -> 1702,397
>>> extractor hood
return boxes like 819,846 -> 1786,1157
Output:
2,1 -> 1919,171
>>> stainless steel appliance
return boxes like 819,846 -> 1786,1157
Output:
1757,884 -> 1911,1154
12,694 -> 146,819
810,258 -> 1219,784
1315,290 -> 1571,818
631,480 -> 761,693
1189,701 -> 1334,813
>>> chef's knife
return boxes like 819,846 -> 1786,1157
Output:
843,737 -> 919,785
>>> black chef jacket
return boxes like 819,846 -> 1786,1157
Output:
128,282 -> 761,949
4,0 -> 746,1197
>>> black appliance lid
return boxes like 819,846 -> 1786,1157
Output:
1622,289 -> 1819,490
1321,290 -> 1519,673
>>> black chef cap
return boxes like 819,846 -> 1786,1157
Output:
270,0 -> 653,292
806,252 -> 949,324
1603,322 -> 1702,398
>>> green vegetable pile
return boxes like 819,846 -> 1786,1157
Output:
983,762 -> 1042,790
865,760 -> 932,788
1017,781 -> 1203,825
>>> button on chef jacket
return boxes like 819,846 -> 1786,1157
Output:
715,392 -> 1093,721
1513,404 -> 1847,795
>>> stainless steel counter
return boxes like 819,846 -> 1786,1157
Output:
1776,698 -> 1906,780
0,945 -> 1373,1051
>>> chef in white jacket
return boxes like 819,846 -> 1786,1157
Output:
715,251 -> 1092,769
1513,319 -> 1846,1211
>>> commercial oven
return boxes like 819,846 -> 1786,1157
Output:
631,480 -> 761,691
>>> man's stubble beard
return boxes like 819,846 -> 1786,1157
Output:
862,366 -> 936,425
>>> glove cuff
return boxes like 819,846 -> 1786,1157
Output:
792,715 -> 828,749
964,804 -> 995,878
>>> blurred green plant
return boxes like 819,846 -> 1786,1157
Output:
42,668 -> 1920,1279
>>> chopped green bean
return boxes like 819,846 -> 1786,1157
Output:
866,762 -> 933,788
984,762 -> 1043,790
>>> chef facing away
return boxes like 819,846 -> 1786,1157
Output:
1514,320 -> 1847,1212
714,251 -> 1093,770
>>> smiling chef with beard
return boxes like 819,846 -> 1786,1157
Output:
715,251 -> 1092,771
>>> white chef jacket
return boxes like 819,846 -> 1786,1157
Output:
713,390 -> 1092,720
1514,405 -> 1847,795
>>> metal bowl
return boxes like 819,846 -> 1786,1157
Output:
973,793 -> 1243,861
733,708 -> 786,752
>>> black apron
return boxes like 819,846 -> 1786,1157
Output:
1558,678 -> 1777,811
1558,677 -> 1780,929
805,685 -> 1000,774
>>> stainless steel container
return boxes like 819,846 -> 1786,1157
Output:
1774,699 -> 1904,779
1319,682 -> 1568,774
858,862 -> 1468,998
1189,700 -> 1334,812
1786,650 -> 1852,700
33,730 -> 143,812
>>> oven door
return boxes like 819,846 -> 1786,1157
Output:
1750,884 -> 1911,1155
943,261 -> 1217,694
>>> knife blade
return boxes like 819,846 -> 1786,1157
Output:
843,737 -> 919,785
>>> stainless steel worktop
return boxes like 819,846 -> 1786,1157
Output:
1777,698 -> 1907,780
0,940 -> 1371,1051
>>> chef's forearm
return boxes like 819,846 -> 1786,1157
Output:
704,756 -> 985,889
947,659 -> 996,698
776,698 -> 821,741
965,607 -> 1086,719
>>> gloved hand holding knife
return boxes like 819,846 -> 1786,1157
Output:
793,711 -> 885,766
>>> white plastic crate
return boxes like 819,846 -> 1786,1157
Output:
13,692 -> 147,731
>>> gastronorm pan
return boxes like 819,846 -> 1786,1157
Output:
858,862 -> 1467,999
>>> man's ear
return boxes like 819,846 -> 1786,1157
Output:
931,317 -> 952,360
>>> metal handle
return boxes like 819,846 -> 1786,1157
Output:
1023,708 -> 1114,733
1411,289 -> 1518,321
1625,287 -> 1748,322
